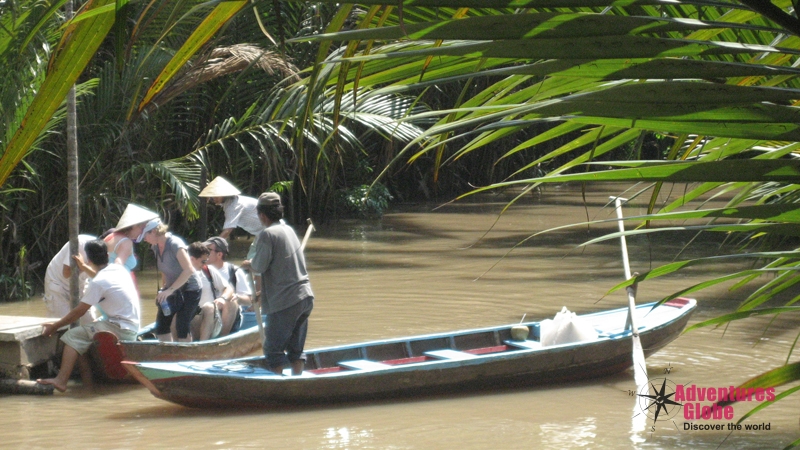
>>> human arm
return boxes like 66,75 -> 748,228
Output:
113,238 -> 133,267
156,247 -> 195,303
219,228 -> 233,240
72,254 -> 96,278
41,302 -> 92,337
233,268 -> 252,306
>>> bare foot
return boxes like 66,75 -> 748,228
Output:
37,378 -> 67,393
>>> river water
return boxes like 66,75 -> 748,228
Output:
1,184 -> 797,449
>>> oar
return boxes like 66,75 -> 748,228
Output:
300,218 -> 315,252
612,196 -> 649,388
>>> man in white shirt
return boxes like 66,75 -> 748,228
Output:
199,176 -> 263,259
37,240 -> 140,393
203,236 -> 253,335
187,242 -> 234,340
43,234 -> 96,324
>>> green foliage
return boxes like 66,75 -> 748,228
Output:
334,183 -> 393,218
0,245 -> 33,301
284,0 -> 800,425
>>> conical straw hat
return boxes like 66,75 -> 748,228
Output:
199,176 -> 241,197
115,204 -> 159,230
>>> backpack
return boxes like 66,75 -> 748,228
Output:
227,263 -> 238,290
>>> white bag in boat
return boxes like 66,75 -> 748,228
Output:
539,307 -> 599,347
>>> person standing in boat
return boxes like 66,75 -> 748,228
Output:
187,242 -> 234,341
37,239 -> 140,393
140,219 -> 203,342
43,234 -> 97,324
203,236 -> 253,336
246,192 -> 314,376
198,176 -> 263,260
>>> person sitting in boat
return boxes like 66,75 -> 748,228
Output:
43,234 -> 97,324
37,239 -> 141,393
203,236 -> 253,336
187,242 -> 234,341
198,176 -> 263,260
246,192 -> 314,376
140,219 -> 202,342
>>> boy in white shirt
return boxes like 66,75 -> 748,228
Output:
187,242 -> 234,340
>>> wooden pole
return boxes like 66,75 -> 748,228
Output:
199,167 -> 207,241
65,0 -> 80,311
612,196 -> 648,388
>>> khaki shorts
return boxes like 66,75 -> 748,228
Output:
60,321 -> 137,354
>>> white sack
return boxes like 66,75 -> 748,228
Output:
540,307 -> 599,347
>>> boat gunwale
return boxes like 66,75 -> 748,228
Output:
127,298 -> 696,381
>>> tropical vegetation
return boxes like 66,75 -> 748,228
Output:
4,0 -> 800,434
0,0 -> 434,298
280,0 -> 800,436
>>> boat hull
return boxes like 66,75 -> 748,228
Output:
125,299 -> 695,407
88,312 -> 264,382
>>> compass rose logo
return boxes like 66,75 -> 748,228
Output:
637,377 -> 683,424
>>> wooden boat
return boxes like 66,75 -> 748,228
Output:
123,298 -> 696,407
87,311 -> 264,382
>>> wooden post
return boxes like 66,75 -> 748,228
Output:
66,0 -> 80,311
0,379 -> 54,395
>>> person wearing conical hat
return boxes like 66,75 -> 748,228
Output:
199,177 -> 263,259
77,204 -> 159,282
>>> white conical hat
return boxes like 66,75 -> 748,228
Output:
199,176 -> 241,197
115,204 -> 159,230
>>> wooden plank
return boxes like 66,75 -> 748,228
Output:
339,359 -> 391,371
0,316 -> 62,342
0,316 -> 64,379
424,349 -> 479,360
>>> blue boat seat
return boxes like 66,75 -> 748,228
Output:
504,340 -> 542,350
424,349 -> 479,360
339,359 -> 391,371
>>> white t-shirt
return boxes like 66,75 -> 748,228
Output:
198,265 -> 230,307
220,262 -> 253,297
81,264 -> 140,332
44,234 -> 96,293
222,195 -> 263,236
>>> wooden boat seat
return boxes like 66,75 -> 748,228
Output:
504,340 -> 542,350
339,359 -> 391,371
424,349 -> 479,360
281,368 -> 316,377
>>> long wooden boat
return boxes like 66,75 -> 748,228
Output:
123,298 -> 696,407
87,311 -> 264,382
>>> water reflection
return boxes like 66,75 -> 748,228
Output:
540,417 -> 597,448
323,427 -> 373,449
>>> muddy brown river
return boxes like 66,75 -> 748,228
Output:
1,184 -> 797,449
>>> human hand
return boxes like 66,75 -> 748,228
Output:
41,323 -> 58,337
72,254 -> 88,272
241,260 -> 252,271
156,288 -> 173,303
